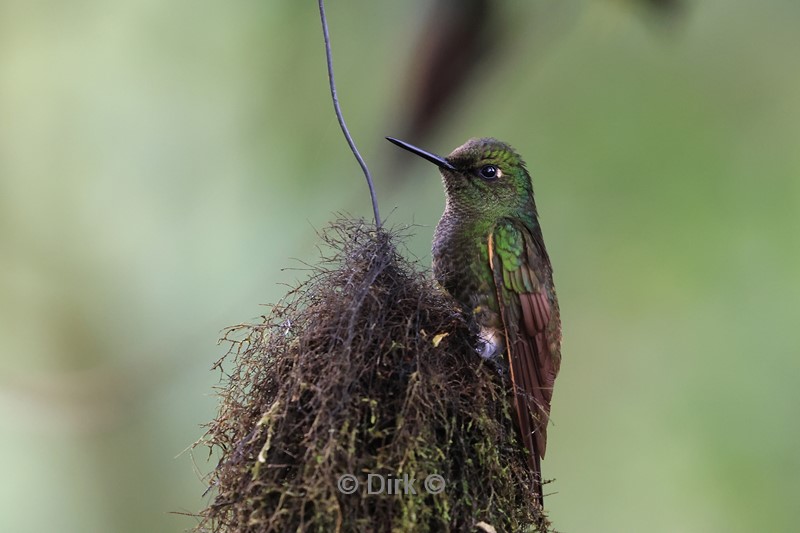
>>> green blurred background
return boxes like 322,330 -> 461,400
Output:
2,1 -> 798,532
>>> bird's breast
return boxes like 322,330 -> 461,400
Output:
432,216 -> 501,330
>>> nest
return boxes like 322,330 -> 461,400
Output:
195,219 -> 549,532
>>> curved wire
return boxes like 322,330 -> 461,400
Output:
317,0 -> 382,228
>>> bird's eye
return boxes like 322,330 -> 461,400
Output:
478,165 -> 500,180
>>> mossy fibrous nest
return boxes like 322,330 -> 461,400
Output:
196,220 -> 549,532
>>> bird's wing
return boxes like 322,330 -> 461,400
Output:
488,219 -> 561,470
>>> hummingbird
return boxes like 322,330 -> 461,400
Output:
387,136 -> 562,507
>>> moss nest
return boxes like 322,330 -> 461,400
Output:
196,219 -> 550,532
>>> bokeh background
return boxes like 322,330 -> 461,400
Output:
2,1 -> 799,532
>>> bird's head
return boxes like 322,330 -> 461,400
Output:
387,137 -> 535,219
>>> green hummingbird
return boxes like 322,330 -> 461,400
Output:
387,136 -> 562,507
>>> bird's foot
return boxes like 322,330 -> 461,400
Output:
476,326 -> 504,360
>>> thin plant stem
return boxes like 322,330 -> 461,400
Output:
317,0 -> 382,228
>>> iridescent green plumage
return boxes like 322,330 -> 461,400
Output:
388,137 -> 562,507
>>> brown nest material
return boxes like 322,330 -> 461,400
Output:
195,219 -> 549,532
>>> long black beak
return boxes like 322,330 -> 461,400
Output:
386,137 -> 456,171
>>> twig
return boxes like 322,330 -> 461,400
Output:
317,0 -> 382,228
